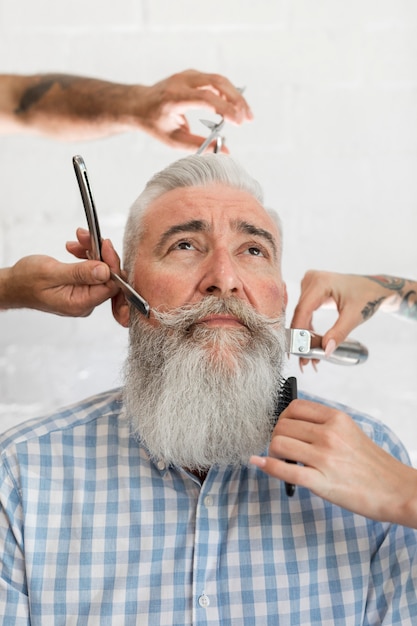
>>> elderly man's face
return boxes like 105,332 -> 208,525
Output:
116,183 -> 287,325
118,183 -> 288,468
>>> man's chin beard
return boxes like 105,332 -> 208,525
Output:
123,297 -> 287,472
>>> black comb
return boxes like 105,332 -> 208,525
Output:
275,376 -> 298,497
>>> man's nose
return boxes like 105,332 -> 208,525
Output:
198,250 -> 244,297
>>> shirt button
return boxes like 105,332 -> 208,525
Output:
157,460 -> 166,471
198,594 -> 210,608
204,495 -> 213,507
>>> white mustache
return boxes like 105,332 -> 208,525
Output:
152,296 -> 282,335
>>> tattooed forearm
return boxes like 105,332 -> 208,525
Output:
365,275 -> 417,321
398,290 -> 417,320
366,275 -> 405,292
361,296 -> 386,321
15,75 -> 77,114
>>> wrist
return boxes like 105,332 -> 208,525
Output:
0,266 -> 17,310
396,468 -> 417,528
122,84 -> 153,129
384,464 -> 417,528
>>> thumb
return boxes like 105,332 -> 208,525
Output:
170,127 -> 223,152
70,261 -> 111,285
171,129 -> 206,150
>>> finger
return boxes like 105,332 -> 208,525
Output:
62,260 -> 111,286
185,71 -> 253,120
202,74 -> 253,118
290,295 -> 322,332
276,399 -> 337,427
272,415 -> 318,449
76,227 -> 93,248
179,84 -> 252,124
101,239 -> 122,274
218,143 -> 230,155
167,90 -> 245,125
250,455 -> 315,488
66,228 -> 92,259
66,240 -> 88,259
269,433 -> 314,464
169,129 -> 212,151
297,357 -> 320,371
321,310 -> 363,352
290,273 -> 336,332
197,90 -> 248,124
168,128 -> 231,154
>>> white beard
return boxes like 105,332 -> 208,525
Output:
123,297 -> 287,471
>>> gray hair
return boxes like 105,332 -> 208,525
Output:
123,154 -> 282,277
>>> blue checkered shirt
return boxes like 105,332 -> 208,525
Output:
1,388 -> 416,625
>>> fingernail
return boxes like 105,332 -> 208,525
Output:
93,264 -> 108,281
325,339 -> 336,358
250,455 -> 266,467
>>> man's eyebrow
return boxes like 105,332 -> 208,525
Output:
233,220 -> 278,258
155,219 -> 208,253
154,217 -> 278,258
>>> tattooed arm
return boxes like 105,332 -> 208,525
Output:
290,271 -> 417,355
0,71 -> 252,148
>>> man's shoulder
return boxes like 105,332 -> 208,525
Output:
299,389 -> 411,464
0,388 -> 124,452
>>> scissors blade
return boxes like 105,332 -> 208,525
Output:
196,118 -> 225,154
200,119 -> 218,130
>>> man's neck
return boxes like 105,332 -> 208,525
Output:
185,467 -> 208,483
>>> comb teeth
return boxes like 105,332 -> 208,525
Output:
275,376 -> 298,421
273,376 -> 298,498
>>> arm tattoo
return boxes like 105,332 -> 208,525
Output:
15,75 -> 76,114
365,275 -> 417,320
366,275 -> 405,292
398,290 -> 417,320
361,296 -> 386,321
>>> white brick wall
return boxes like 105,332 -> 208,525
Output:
1,0 -> 416,464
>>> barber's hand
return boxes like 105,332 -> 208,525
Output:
66,227 -> 127,317
1,254 -> 119,317
250,399 -> 416,525
66,227 -> 121,267
136,69 -> 253,151
290,271 -> 389,360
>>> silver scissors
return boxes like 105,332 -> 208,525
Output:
196,86 -> 246,154
196,117 -> 225,154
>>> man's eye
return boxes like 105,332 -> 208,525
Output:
174,240 -> 195,251
246,246 -> 264,257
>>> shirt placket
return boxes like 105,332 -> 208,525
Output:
192,473 -> 222,625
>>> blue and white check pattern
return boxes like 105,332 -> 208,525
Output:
1,388 -> 416,625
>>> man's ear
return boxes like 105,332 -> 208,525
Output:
112,290 -> 130,327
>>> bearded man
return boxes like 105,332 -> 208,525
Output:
1,154 -> 416,624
